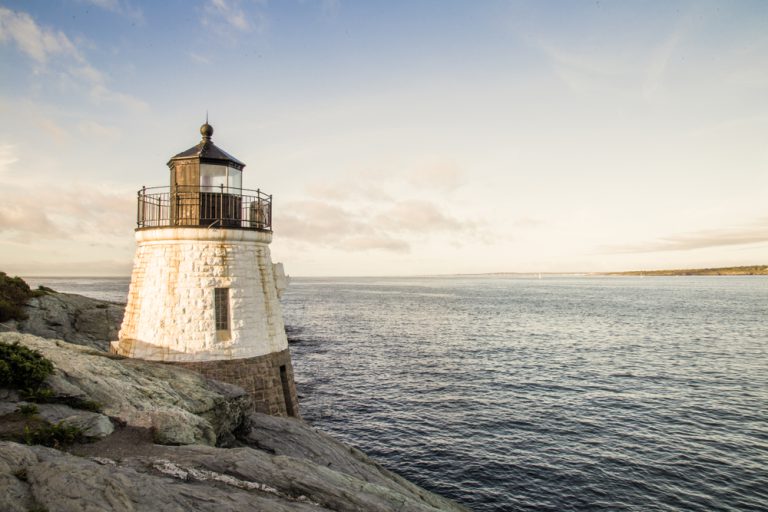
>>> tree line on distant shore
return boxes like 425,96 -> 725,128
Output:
604,265 -> 768,276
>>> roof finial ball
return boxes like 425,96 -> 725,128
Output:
200,122 -> 214,140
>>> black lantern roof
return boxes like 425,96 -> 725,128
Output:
167,123 -> 245,170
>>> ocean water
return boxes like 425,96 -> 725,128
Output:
25,275 -> 768,511
282,276 -> 768,512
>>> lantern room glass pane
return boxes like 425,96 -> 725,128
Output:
200,163 -> 227,191
228,168 -> 242,190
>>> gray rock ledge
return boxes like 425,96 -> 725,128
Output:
1,291 -> 124,351
0,332 -> 468,511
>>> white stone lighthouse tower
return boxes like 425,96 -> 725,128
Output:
113,122 -> 299,417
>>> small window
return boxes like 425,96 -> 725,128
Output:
214,288 -> 230,333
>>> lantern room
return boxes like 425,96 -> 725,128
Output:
168,122 -> 244,193
136,123 -> 272,230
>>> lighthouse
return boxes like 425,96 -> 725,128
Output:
112,122 -> 299,417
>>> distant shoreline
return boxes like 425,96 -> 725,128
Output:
598,265 -> 768,276
18,264 -> 768,279
466,265 -> 768,277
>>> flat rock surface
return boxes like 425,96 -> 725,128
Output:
1,440 -> 467,512
0,332 -> 251,446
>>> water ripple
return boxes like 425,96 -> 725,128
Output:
285,276 -> 768,511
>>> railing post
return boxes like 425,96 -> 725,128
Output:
219,184 -> 224,227
137,186 -> 144,228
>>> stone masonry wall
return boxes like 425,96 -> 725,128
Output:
174,348 -> 300,418
117,228 -> 287,362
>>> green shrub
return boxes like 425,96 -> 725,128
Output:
23,422 -> 83,448
0,342 -> 54,390
76,399 -> 102,412
0,272 -> 35,322
16,403 -> 39,416
21,387 -> 54,402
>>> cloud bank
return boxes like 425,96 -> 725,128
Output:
606,219 -> 768,254
276,166 -> 488,254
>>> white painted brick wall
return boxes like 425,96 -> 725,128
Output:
115,228 -> 289,362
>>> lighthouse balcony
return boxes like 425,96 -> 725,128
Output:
136,185 -> 272,231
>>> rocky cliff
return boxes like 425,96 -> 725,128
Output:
1,291 -> 124,351
0,293 -> 467,512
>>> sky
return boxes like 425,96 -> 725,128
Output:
0,0 -> 766,276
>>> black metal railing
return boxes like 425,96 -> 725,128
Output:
137,185 -> 272,231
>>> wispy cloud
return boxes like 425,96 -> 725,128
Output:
510,217 -> 544,228
202,0 -> 266,34
304,182 -> 392,203
79,0 -> 144,23
305,161 -> 465,203
375,200 -> 465,233
78,120 -> 121,141
605,219 -> 768,253
0,204 -> 61,239
37,118 -> 70,144
319,0 -> 341,16
640,7 -> 708,103
527,5 -> 709,102
281,159 -> 493,253
529,37 -> 631,95
276,196 -> 486,254
0,144 -> 19,174
339,235 -> 409,253
278,200 -> 368,240
277,200 -> 410,253
188,52 -> 212,65
407,163 -> 464,193
642,25 -> 684,101
0,184 -> 135,242
0,6 -> 148,111
298,0 -> 341,17
0,7 -> 78,63
90,84 -> 148,111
